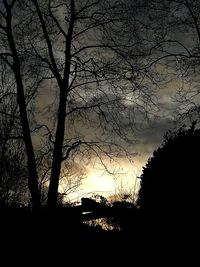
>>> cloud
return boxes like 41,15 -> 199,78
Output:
134,117 -> 174,155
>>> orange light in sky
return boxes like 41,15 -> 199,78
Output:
65,157 -> 144,202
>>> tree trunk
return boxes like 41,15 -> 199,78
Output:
6,8 -> 40,210
47,0 -> 75,209
47,90 -> 67,209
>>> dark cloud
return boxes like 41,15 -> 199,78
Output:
135,118 -> 174,154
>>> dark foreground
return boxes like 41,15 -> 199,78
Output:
1,208 -> 198,265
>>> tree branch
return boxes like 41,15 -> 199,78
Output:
0,53 -> 13,69
31,124 -> 55,144
76,0 -> 100,16
65,98 -> 120,119
0,9 -> 6,18
10,0 -> 17,9
0,92 -> 17,103
48,0 -> 67,38
0,135 -> 23,140
0,111 -> 20,120
61,140 -> 82,161
185,0 -> 200,45
32,0 -> 62,85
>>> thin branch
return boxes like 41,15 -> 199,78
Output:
2,0 -> 9,8
76,0 -> 100,16
0,53 -> 13,69
61,140 -> 82,161
48,0 -> 67,38
72,45 -> 111,57
185,0 -> 200,45
0,23 -> 6,32
0,111 -> 20,120
63,0 -> 75,85
142,53 -> 191,70
10,0 -> 17,9
26,38 -> 54,72
0,92 -> 16,103
31,124 -> 55,144
0,9 -> 6,18
69,77 -> 116,91
66,103 -> 101,116
0,135 -> 23,140
65,98 -> 121,117
148,39 -> 193,57
72,19 -> 114,39
32,0 -> 62,85
68,62 -> 78,90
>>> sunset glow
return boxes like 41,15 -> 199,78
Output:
64,157 -> 144,202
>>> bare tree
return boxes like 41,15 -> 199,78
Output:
136,0 -> 200,123
31,0 -> 160,209
0,63 -> 28,207
0,0 -> 159,209
0,0 -> 40,210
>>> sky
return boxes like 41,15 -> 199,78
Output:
32,0 -> 200,202
64,78 -> 197,201
37,80 -> 177,202
57,83 -> 177,202
73,113 -> 174,201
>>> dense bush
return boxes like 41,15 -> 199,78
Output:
137,122 -> 200,219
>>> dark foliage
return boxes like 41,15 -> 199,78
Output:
137,121 -> 200,222
105,200 -> 137,231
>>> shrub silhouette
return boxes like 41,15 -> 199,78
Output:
137,122 -> 200,220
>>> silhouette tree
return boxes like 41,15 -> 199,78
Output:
139,0 -> 200,122
0,140 -> 28,207
0,0 -> 40,210
137,122 -> 200,221
0,66 -> 28,207
0,0 -> 158,209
